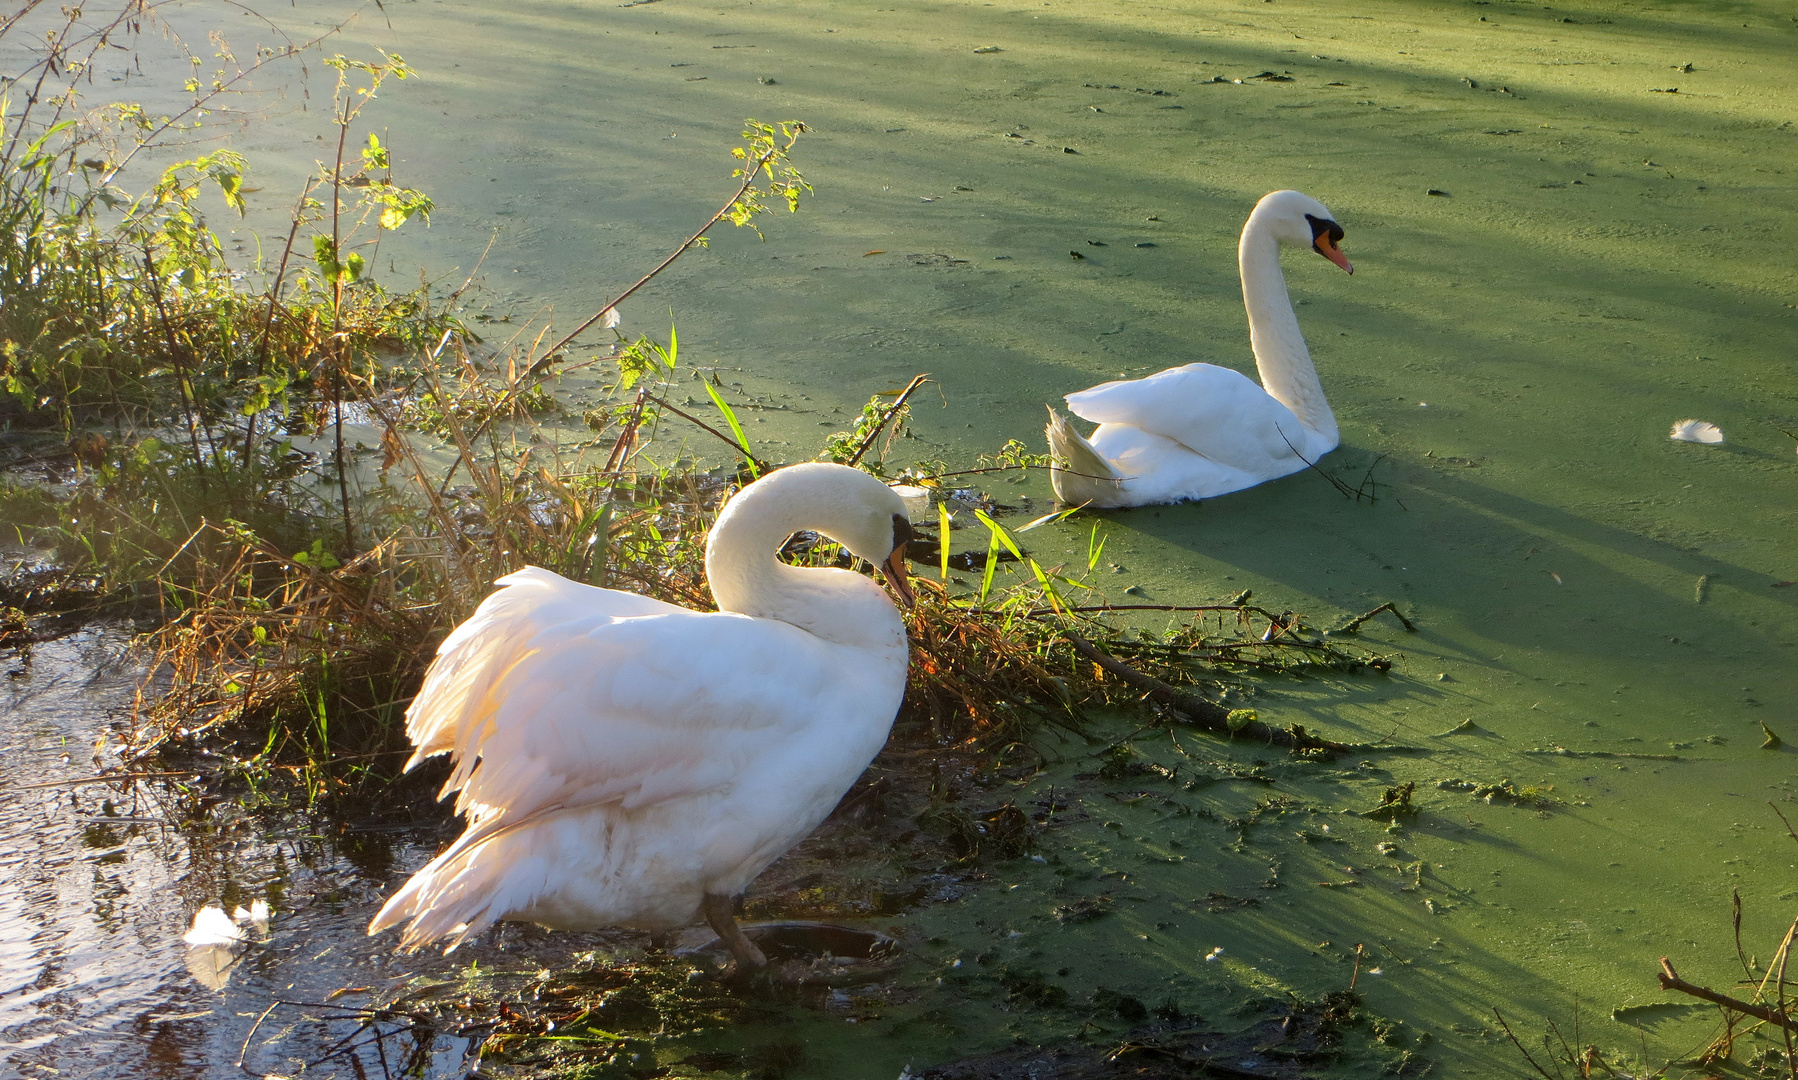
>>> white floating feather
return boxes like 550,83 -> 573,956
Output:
184,905 -> 248,991
601,305 -> 622,330
184,905 -> 243,948
233,899 -> 271,936
1669,419 -> 1723,444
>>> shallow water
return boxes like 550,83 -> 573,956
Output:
0,626 -> 643,1078
5,0 -> 1797,1075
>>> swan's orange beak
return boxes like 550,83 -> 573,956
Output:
880,544 -> 914,609
1315,235 -> 1354,274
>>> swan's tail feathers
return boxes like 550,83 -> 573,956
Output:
368,825 -> 539,953
1045,407 -> 1124,507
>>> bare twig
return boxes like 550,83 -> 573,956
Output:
1771,803 -> 1798,847
1657,957 -> 1798,1032
642,394 -> 768,473
909,462 -> 1127,486
238,1002 -> 282,1079
1492,1009 -> 1560,1080
845,373 -> 931,468
541,139 -> 790,361
15,770 -> 202,790
1328,602 -> 1417,634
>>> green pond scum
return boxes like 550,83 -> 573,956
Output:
4,0 -> 1797,1076
253,0 -> 1787,1072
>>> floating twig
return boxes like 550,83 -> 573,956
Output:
15,770 -> 202,790
1328,602 -> 1416,635
1657,957 -> 1798,1032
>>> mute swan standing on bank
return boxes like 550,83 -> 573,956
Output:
369,463 -> 914,974
1047,190 -> 1354,508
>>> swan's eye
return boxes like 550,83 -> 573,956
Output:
1305,213 -> 1343,246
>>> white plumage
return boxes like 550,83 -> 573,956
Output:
1669,419 -> 1723,445
370,463 -> 913,963
1047,190 -> 1354,508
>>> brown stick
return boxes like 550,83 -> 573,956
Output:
1657,957 -> 1798,1032
642,394 -> 769,472
1063,632 -> 1400,754
1329,601 -> 1417,634
541,141 -> 788,362
844,373 -> 932,468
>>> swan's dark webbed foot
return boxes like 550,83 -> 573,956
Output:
701,892 -> 767,978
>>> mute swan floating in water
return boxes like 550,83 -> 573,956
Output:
369,463 -> 914,973
1046,190 -> 1354,508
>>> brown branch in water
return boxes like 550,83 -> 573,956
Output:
1771,803 -> 1798,847
1329,601 -> 1417,634
845,373 -> 932,468
642,394 -> 769,473
1657,957 -> 1798,1032
1063,631 -> 1401,754
17,770 -> 203,790
1024,603 -> 1259,616
1491,1009 -> 1561,1080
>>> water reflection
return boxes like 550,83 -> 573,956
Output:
0,627 -> 557,1078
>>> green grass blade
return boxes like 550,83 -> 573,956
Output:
977,523 -> 1002,604
974,508 -> 1023,560
702,380 -> 758,478
1028,558 -> 1067,614
938,502 -> 952,581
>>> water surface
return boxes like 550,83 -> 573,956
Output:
4,0 -> 1796,1075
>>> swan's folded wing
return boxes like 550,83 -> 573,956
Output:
1066,364 -> 1304,471
404,567 -> 684,769
405,576 -> 894,825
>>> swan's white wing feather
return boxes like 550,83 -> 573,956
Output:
1066,364 -> 1307,472
406,567 -> 896,827
404,567 -> 686,776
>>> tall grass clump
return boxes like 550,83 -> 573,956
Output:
0,6 -> 452,600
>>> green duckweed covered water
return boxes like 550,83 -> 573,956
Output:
34,0 -> 1798,1075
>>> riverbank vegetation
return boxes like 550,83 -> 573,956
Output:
0,7 -> 1427,1076
0,3 -> 1404,809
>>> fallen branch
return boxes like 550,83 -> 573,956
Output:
1657,957 -> 1798,1032
542,131 -> 798,361
1063,632 -> 1409,755
1328,601 -> 1416,635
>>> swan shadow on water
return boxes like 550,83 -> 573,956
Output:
1099,443 -> 1796,672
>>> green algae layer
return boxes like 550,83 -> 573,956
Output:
216,0 -> 1795,1075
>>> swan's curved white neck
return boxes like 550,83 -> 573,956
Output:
1239,214 -> 1338,446
704,482 -> 902,650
